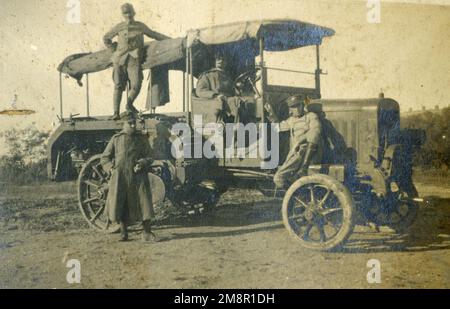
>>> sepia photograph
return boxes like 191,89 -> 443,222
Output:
0,0 -> 449,294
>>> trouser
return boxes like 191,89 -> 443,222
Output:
273,143 -> 318,189
112,56 -> 143,112
217,97 -> 247,123
119,220 -> 152,232
119,220 -> 152,241
273,145 -> 308,189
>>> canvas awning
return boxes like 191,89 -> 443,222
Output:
186,19 -> 335,51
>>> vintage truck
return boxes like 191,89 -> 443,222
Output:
48,19 -> 424,250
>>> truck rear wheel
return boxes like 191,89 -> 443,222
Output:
77,154 -> 120,233
282,174 -> 355,251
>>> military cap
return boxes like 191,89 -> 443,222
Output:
121,3 -> 136,14
286,95 -> 305,108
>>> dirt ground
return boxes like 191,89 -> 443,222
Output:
0,178 -> 449,289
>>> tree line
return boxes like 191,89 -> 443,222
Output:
402,106 -> 450,172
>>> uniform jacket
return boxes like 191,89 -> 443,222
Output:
279,112 -> 324,163
196,68 -> 235,99
103,20 -> 170,65
100,130 -> 154,223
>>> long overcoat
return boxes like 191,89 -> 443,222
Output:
100,131 -> 154,224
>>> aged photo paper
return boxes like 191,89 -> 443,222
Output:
0,0 -> 449,290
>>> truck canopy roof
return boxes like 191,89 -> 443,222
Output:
58,19 -> 334,79
187,19 -> 335,51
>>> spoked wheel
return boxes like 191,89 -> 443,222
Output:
282,174 -> 355,251
369,186 -> 419,233
77,154 -> 119,233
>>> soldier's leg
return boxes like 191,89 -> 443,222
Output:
119,197 -> 129,241
119,221 -> 128,241
137,178 -> 159,243
296,143 -> 318,177
223,97 -> 243,123
126,57 -> 143,113
111,63 -> 127,120
273,147 -> 306,189
142,220 -> 160,243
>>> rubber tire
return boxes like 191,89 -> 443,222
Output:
281,174 -> 355,251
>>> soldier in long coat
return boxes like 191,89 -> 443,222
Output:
100,113 -> 158,242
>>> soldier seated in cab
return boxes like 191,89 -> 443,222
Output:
196,52 -> 247,123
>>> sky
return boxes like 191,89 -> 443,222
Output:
0,0 -> 449,135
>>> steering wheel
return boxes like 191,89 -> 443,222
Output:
233,67 -> 262,97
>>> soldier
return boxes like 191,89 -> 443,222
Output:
271,95 -> 323,189
196,53 -> 235,99
103,3 -> 170,120
100,113 -> 159,242
196,53 -> 243,122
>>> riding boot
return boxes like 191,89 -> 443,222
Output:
142,220 -> 160,243
126,100 -> 139,114
119,221 -> 128,241
110,90 -> 122,120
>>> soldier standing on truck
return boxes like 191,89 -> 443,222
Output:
100,112 -> 159,242
103,3 -> 170,120
268,95 -> 324,190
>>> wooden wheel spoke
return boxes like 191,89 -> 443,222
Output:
294,196 -> 308,208
84,179 -> 101,188
90,204 -> 105,222
320,208 -> 342,216
83,196 -> 100,204
309,185 -> 316,204
318,189 -> 331,208
92,165 -> 105,181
